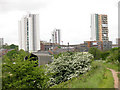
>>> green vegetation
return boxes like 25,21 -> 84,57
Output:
51,47 -> 119,88
47,52 -> 93,86
2,44 -> 18,50
88,47 -> 101,60
118,73 -> 120,83
103,62 -> 119,72
2,47 -> 119,89
51,61 -> 114,88
101,51 -> 110,60
0,57 -> 2,89
88,47 -> 120,63
2,49 -> 49,89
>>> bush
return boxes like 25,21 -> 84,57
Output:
2,50 -> 49,89
105,47 -> 120,63
47,52 -> 93,86
88,47 -> 101,60
106,50 -> 119,63
101,51 -> 110,60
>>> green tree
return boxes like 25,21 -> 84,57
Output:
118,47 -> 120,63
88,47 -> 101,60
106,47 -> 119,63
9,44 -> 18,50
5,49 -> 18,60
2,44 -> 18,50
101,51 -> 110,60
110,47 -> 118,52
2,50 -> 49,89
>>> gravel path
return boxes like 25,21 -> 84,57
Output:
107,68 -> 120,89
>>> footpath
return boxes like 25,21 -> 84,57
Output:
107,68 -> 120,90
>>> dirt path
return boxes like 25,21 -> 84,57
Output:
107,68 -> 120,89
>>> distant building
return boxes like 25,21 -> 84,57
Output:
102,41 -> 112,50
0,49 -> 14,57
84,41 -> 103,50
74,44 -> 88,52
91,14 -> 108,41
84,41 -> 112,51
52,29 -> 61,44
18,13 -> 40,52
0,38 -> 4,48
112,44 -> 118,48
116,38 -> 120,47
40,41 -> 59,51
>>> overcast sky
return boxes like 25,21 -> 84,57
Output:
0,0 -> 119,45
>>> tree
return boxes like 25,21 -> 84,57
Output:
2,50 -> 49,89
110,47 -> 118,52
118,47 -> 120,63
88,47 -> 101,60
5,49 -> 18,60
2,44 -> 18,50
106,47 -> 120,63
9,44 -> 18,50
101,51 -> 110,60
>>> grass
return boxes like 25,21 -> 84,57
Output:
118,73 -> 120,84
102,62 -> 119,72
51,61 -> 114,88
102,61 -> 120,84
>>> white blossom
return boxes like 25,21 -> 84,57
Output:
47,52 -> 93,86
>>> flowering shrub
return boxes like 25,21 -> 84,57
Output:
47,52 -> 93,86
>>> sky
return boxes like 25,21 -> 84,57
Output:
0,0 -> 119,45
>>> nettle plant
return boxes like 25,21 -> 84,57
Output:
47,52 -> 93,86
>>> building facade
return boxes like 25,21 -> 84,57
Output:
0,38 -> 4,48
116,38 -> 120,47
52,29 -> 61,44
91,14 -> 108,41
84,41 -> 103,50
40,41 -> 59,51
18,13 -> 40,52
84,41 -> 112,51
112,44 -> 118,48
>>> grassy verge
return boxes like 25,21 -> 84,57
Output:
118,73 -> 120,83
102,62 -> 119,72
51,61 -> 114,88
102,62 -> 120,84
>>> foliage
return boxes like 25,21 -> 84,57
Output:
53,53 -> 62,59
5,50 -> 18,60
103,62 -> 119,72
110,47 -> 118,52
106,48 -> 119,63
2,44 -> 18,50
101,51 -> 110,60
88,47 -> 101,60
51,61 -> 114,88
47,52 -> 93,86
2,50 -> 49,89
118,47 -> 120,63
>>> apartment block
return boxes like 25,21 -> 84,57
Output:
91,14 -> 108,41
84,41 -> 112,51
0,38 -> 4,48
52,29 -> 61,44
18,13 -> 40,52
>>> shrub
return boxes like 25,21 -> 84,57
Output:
101,51 -> 110,60
88,47 -> 101,60
2,50 -> 49,89
106,50 -> 119,63
47,52 -> 93,86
